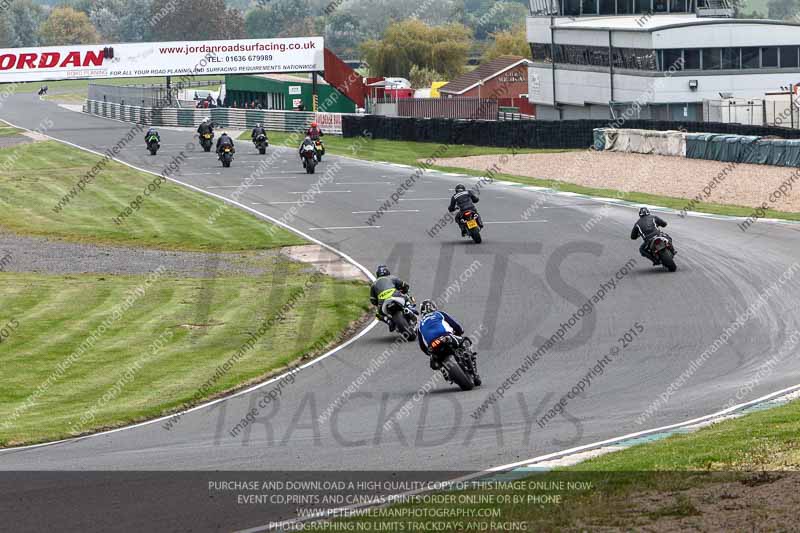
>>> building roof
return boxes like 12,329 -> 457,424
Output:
552,14 -> 799,32
438,56 -> 532,95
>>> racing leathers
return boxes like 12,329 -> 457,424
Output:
144,128 -> 160,143
306,127 -> 323,140
216,134 -> 235,155
370,275 -> 410,330
251,126 -> 267,142
417,311 -> 478,381
631,214 -> 669,263
448,189 -> 481,235
197,122 -> 213,136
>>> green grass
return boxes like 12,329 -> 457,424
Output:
0,141 -> 304,251
238,130 -> 566,166
0,123 -> 23,137
0,138 -> 370,446
0,266 -> 369,446
271,131 -> 800,222
329,399 -> 800,531
15,75 -> 223,94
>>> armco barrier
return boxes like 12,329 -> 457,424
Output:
83,100 -> 347,134
596,127 -> 800,168
342,115 -> 800,149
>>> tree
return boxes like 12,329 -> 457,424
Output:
409,64 -> 443,88
767,0 -> 798,19
361,19 -> 472,79
482,26 -> 531,62
0,18 -> 15,48
149,0 -> 244,41
325,12 -> 363,58
468,1 -> 530,40
39,7 -> 101,45
117,0 -> 155,42
9,0 -> 46,47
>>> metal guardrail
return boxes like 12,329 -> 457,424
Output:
82,100 -> 346,134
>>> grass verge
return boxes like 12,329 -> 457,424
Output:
260,131 -> 800,222
237,130 -> 569,165
327,398 -> 800,531
0,141 -> 303,251
0,139 -> 370,446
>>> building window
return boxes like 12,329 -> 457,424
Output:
741,47 -> 759,69
762,47 -> 778,67
581,0 -> 597,13
531,43 -> 553,63
780,46 -> 799,68
663,49 -> 683,70
634,0 -> 651,13
654,0 -> 668,11
721,48 -> 739,69
703,48 -> 720,70
617,0 -> 633,13
599,0 -> 615,13
669,0 -> 687,12
562,0 -> 581,15
684,49 -> 700,70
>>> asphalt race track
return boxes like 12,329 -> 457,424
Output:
2,94 -> 800,526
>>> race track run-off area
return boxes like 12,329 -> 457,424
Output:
2,94 -> 800,527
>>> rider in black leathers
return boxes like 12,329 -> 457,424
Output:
448,184 -> 481,236
216,132 -> 235,155
631,207 -> 671,264
251,123 -> 267,144
197,119 -> 213,137
369,265 -> 411,332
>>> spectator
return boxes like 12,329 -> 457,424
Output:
233,101 -> 238,108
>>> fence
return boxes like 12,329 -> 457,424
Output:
83,100 -> 347,134
342,115 -> 800,149
396,97 -> 499,120
88,81 -> 220,107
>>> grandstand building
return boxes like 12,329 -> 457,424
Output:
526,0 -> 800,121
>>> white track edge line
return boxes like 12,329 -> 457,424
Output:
0,117 -> 379,453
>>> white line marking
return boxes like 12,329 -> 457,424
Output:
336,182 -> 391,185
206,185 -> 264,189
484,220 -> 548,224
0,118 -> 378,453
351,210 -> 419,214
291,190 -> 351,194
252,201 -> 314,205
255,176 -> 298,180
309,225 -> 381,230
394,197 -> 450,201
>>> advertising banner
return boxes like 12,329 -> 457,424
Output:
0,37 -> 325,83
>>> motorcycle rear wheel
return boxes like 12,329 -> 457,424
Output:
443,356 -> 474,391
392,310 -> 415,341
660,249 -> 677,272
469,228 -> 482,244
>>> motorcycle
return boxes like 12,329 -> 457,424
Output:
378,290 -> 418,340
254,133 -> 269,155
314,139 -> 325,161
219,146 -> 234,168
429,336 -> 480,391
200,132 -> 214,152
460,210 -> 483,244
301,144 -> 317,174
648,233 -> 677,272
146,134 -> 160,156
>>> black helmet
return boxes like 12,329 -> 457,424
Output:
455,184 -> 466,193
638,207 -> 650,217
420,299 -> 437,315
375,265 -> 390,278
